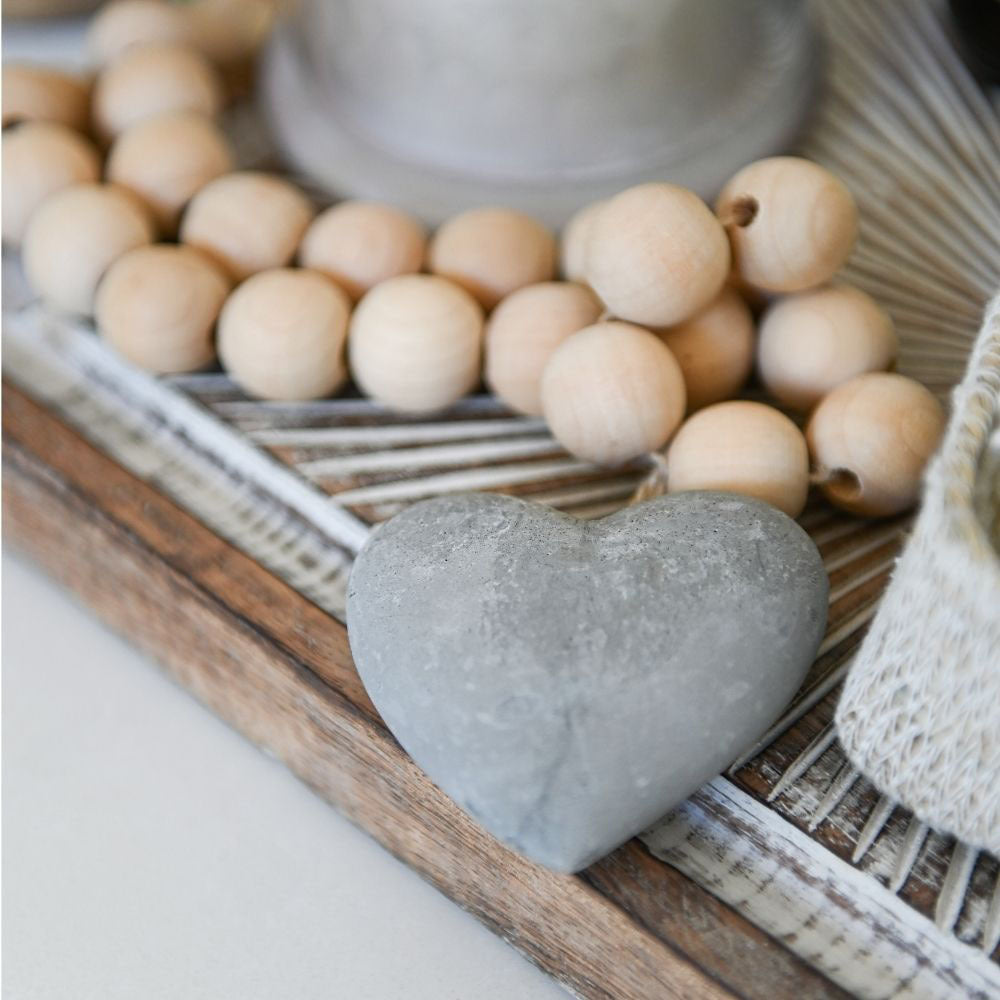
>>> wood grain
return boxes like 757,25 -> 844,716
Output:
2,381 -> 849,1000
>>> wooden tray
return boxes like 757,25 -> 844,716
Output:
4,1 -> 999,996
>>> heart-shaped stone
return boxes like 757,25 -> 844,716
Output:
347,491 -> 828,872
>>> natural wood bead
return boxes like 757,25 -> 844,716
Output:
428,207 -> 557,310
758,283 -> 897,412
2,64 -> 90,132
540,321 -> 686,466
180,171 -> 314,282
107,111 -> 234,234
218,268 -> 351,401
559,199 -> 605,284
666,401 -> 809,518
91,41 -> 223,140
95,244 -> 231,373
349,274 -> 484,413
22,182 -> 155,315
585,182 -> 730,327
184,0 -> 275,67
86,0 -> 191,66
716,156 -> 858,293
485,281 -> 603,416
806,372 -> 945,517
2,121 -> 101,245
653,286 -> 755,412
299,201 -> 427,302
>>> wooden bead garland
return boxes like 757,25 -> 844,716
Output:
716,156 -> 858,293
180,171 -> 314,281
22,182 -> 155,315
2,121 -> 101,245
299,200 -> 427,302
107,110 -> 234,233
95,243 -> 231,373
666,401 -> 810,519
585,182 -> 730,327
541,321 -> 686,466
485,281 -> 603,417
349,274 -> 484,413
1,17 -> 938,529
653,285 -> 755,412
1,64 -> 91,132
218,268 -> 351,401
428,207 -> 557,310
757,283 -> 897,412
806,372 -> 945,517
91,41 -> 223,140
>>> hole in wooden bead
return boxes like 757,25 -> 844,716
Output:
729,195 -> 759,227
826,467 -> 862,502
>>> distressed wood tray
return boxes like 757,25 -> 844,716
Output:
4,1 -> 999,996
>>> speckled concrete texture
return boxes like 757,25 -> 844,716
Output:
347,491 -> 828,872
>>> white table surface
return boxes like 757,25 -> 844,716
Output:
2,550 -> 568,1000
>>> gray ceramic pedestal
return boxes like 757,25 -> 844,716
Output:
259,0 -> 820,225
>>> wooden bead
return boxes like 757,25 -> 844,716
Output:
585,183 -> 730,327
428,207 -> 557,309
757,283 -> 897,412
349,274 -> 484,413
559,199 -> 605,284
716,156 -> 858,293
180,171 -> 314,282
806,372 -> 945,517
95,244 -> 231,373
22,182 -> 155,315
107,111 -> 234,234
91,41 -> 223,140
485,281 -> 602,416
218,268 -> 351,400
184,0 -> 275,66
299,200 -> 427,302
2,121 -> 101,245
2,64 -> 90,132
86,0 -> 191,66
666,401 -> 809,518
653,285 -> 755,412
540,321 -> 686,466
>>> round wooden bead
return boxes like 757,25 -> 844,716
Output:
91,41 -> 223,140
184,0 -> 275,66
559,199 -> 605,284
428,207 -> 557,310
2,64 -> 90,132
806,372 -> 945,517
107,110 -> 234,234
218,268 -> 351,400
180,171 -> 314,282
758,283 -> 897,412
653,285 -> 755,412
86,0 -> 191,66
485,281 -> 603,416
540,321 -> 686,466
22,182 -> 155,315
299,200 -> 427,302
666,401 -> 809,518
349,274 -> 484,413
2,121 -> 101,245
95,244 -> 231,373
716,156 -> 858,293
585,183 -> 730,327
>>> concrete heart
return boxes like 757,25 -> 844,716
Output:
347,491 -> 828,872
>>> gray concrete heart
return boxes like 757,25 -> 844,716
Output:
347,491 -> 828,872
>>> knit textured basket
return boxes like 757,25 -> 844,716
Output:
837,295 -> 1000,855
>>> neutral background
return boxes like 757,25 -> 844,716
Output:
2,551 -> 568,999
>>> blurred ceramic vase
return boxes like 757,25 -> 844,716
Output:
261,0 -> 818,224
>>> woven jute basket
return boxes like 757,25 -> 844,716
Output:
837,295 -> 1000,854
